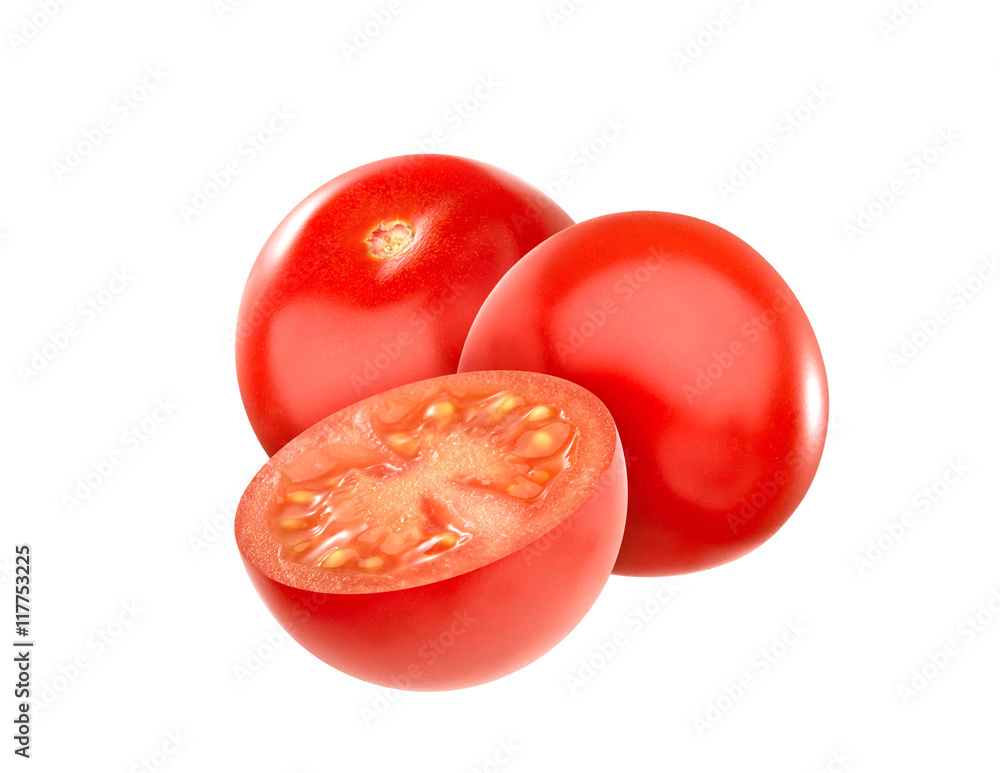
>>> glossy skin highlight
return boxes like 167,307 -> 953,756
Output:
458,211 -> 829,576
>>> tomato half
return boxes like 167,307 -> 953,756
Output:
458,212 -> 828,576
234,370 -> 627,690
236,154 -> 574,456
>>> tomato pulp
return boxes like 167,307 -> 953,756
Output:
236,154 -> 574,456
235,370 -> 627,690
459,211 -> 828,576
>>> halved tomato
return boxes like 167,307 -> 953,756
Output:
234,370 -> 627,690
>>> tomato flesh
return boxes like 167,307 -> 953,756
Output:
235,370 -> 627,689
264,386 -> 580,591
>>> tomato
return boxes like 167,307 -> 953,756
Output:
236,154 -> 574,456
458,212 -> 828,576
234,370 -> 627,690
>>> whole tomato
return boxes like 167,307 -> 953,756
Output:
459,211 -> 829,576
237,154 -> 573,456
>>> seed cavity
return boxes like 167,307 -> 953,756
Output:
357,527 -> 383,544
507,477 -> 544,500
514,422 -> 573,458
424,399 -> 457,425
526,405 -> 553,421
321,548 -> 358,568
385,433 -> 420,458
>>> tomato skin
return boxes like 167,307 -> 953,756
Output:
458,211 -> 829,576
234,370 -> 627,690
236,154 -> 574,456
241,439 -> 625,690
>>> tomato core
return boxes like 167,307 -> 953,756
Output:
366,219 -> 415,260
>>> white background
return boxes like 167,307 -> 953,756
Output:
3,0 -> 999,770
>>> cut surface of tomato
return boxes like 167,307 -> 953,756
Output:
247,382 -> 593,593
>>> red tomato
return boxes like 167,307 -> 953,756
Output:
234,370 -> 627,690
459,212 -> 828,576
236,154 -> 574,456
